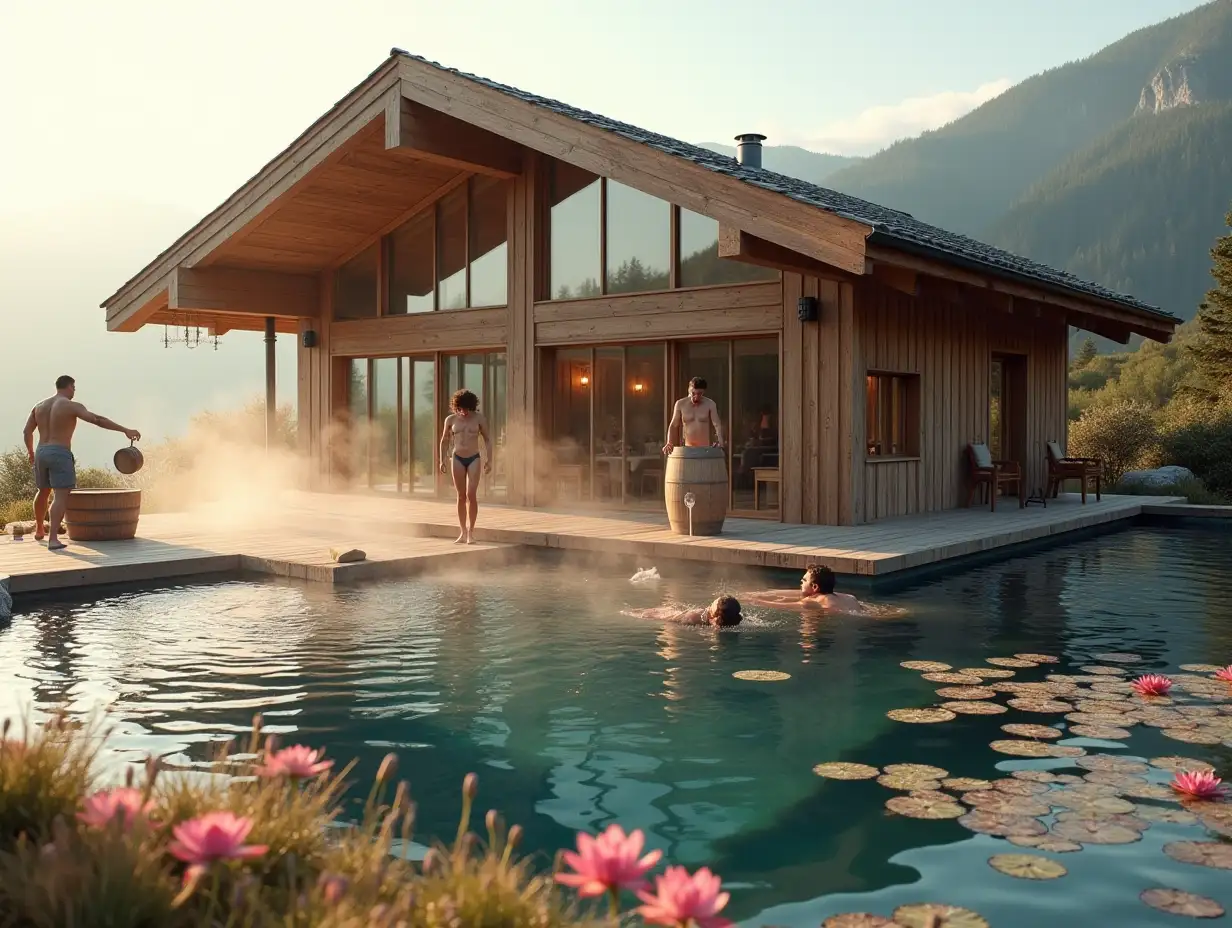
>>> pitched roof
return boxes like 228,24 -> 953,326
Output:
393,49 -> 1179,325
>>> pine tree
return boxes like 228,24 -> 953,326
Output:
1076,338 -> 1098,367
1189,206 -> 1232,398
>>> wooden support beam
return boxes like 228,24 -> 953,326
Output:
865,244 -> 1175,342
168,267 -> 319,319
385,92 -> 522,178
718,227 -> 866,282
108,286 -> 169,332
871,262 -> 917,297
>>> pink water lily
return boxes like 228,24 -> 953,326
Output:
556,824 -> 662,897
1171,770 -> 1227,801
1215,665 -> 1232,683
77,787 -> 154,831
637,865 -> 732,928
1131,673 -> 1173,697
167,811 -> 268,874
256,744 -> 333,779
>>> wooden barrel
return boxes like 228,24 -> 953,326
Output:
664,446 -> 728,535
65,488 -> 142,541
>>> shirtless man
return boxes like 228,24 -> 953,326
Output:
439,389 -> 492,545
22,375 -> 140,550
662,377 -> 724,455
624,595 -> 743,627
744,565 -> 870,616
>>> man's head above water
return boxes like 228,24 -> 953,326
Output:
801,565 -> 837,597
450,389 -> 479,416
705,594 -> 743,626
688,376 -> 707,405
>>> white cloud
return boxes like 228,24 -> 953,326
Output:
771,78 -> 1014,156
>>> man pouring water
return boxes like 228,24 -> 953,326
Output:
662,377 -> 724,454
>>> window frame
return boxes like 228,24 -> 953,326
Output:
864,370 -> 921,461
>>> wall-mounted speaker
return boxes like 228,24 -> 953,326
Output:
797,296 -> 819,323
302,330 -> 319,349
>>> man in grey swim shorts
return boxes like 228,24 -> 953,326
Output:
23,375 -> 140,550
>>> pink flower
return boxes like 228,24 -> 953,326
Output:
1215,665 -> 1232,683
77,787 -> 154,831
1171,770 -> 1228,801
637,866 -> 732,928
1131,673 -> 1173,697
256,745 -> 333,779
555,824 -> 663,897
167,812 -> 268,874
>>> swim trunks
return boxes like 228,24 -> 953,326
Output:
33,444 -> 76,490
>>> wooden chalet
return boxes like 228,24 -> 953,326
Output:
100,50 -> 1180,526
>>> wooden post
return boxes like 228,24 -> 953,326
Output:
264,316 -> 276,450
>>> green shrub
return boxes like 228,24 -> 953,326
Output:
1159,403 -> 1232,499
1110,475 -> 1228,504
1,499 -> 34,527
1068,401 -> 1160,483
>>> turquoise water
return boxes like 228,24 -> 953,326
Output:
2,524 -> 1232,926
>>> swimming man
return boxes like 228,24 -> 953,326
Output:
439,389 -> 492,545
625,595 -> 743,627
23,375 -> 141,550
662,376 -> 724,455
744,565 -> 870,615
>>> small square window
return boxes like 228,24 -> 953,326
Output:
865,372 -> 920,457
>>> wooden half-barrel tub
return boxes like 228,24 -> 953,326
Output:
664,446 -> 728,536
65,488 -> 142,541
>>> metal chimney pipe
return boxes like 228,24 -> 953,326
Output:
735,133 -> 767,169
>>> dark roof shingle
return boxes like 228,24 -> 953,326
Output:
395,49 -> 1178,325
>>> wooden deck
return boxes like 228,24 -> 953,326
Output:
1,490 -> 1188,597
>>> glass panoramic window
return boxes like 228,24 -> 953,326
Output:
334,244 -> 379,319
549,162 -> 601,300
437,186 -> 468,311
469,176 -> 510,308
679,209 -> 778,287
605,181 -> 670,294
387,210 -> 434,315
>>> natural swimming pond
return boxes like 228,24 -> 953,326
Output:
2,523 -> 1231,926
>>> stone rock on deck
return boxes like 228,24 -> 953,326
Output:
330,547 -> 367,564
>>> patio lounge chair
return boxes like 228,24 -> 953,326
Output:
1045,440 -> 1102,503
965,443 -> 1025,511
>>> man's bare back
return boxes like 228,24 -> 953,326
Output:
33,395 -> 84,449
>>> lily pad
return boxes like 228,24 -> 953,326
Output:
1075,755 -> 1149,774
887,708 -> 956,724
886,794 -> 966,819
823,915 -> 899,928
1055,809 -> 1147,831
1007,698 -> 1073,713
958,810 -> 1047,837
1047,744 -> 1088,758
1198,813 -> 1232,839
1051,817 -> 1142,845
1135,805 -> 1198,825
901,660 -> 952,672
813,762 -> 880,780
961,791 -> 1051,817
1161,728 -> 1224,745
987,853 -> 1067,880
1014,653 -> 1059,663
1000,723 -> 1063,739
941,701 -> 1008,715
1055,797 -> 1139,817
1149,756 -> 1217,773
1068,724 -> 1131,740
883,763 -> 949,778
935,686 -> 997,700
1089,680 -> 1137,694
1094,652 -> 1143,663
1011,770 -> 1059,784
1082,770 -> 1148,788
942,777 -> 993,791
1121,782 -> 1177,801
959,667 -> 1017,679
1006,834 -> 1083,852
1163,840 -> 1232,870
921,672 -> 986,685
877,773 -> 943,791
892,904 -> 989,928
732,670 -> 791,681
992,777 -> 1050,796
1140,888 -> 1225,919
988,739 -> 1054,757
1179,663 -> 1224,673
1080,689 -> 1131,701
988,657 -> 1038,668
1080,666 -> 1128,676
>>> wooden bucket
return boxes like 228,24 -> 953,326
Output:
65,489 -> 142,541
664,446 -> 728,535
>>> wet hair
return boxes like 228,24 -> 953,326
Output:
55,375 -> 75,390
450,389 -> 479,413
710,595 -> 743,626
689,377 -> 707,390
803,564 -> 836,594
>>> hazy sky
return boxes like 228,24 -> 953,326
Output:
0,0 -> 1210,465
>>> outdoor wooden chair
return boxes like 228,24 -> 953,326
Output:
1045,440 -> 1102,503
965,443 -> 1025,511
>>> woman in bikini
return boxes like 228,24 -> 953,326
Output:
439,389 -> 492,544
